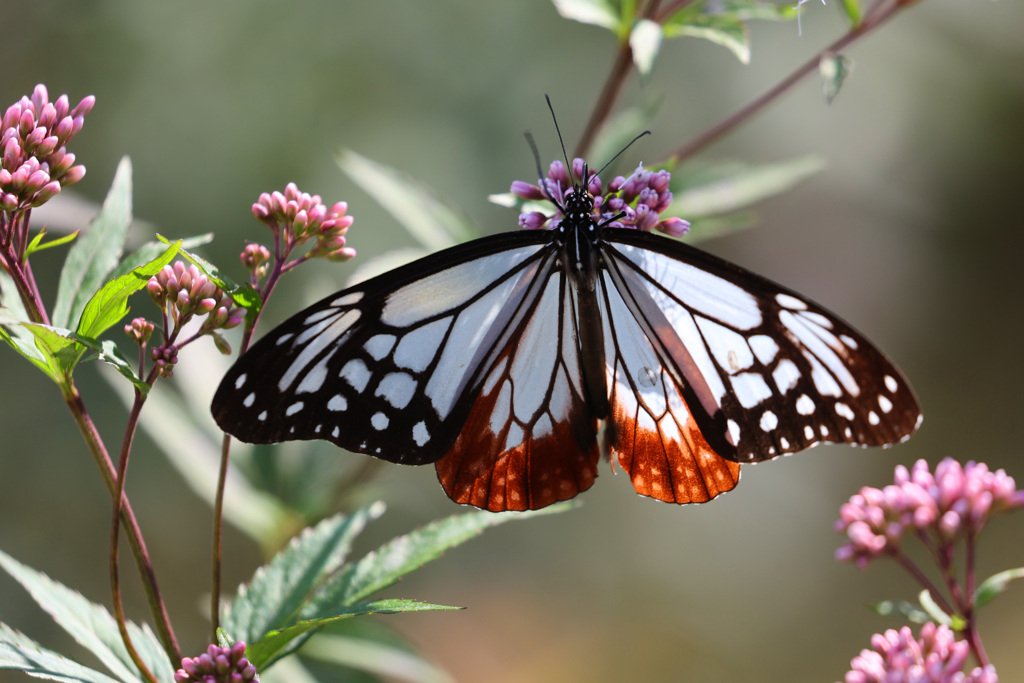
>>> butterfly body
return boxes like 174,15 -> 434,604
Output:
212,175 -> 921,511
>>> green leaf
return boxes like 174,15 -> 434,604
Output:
664,14 -> 750,64
669,155 -> 826,218
684,211 -> 757,243
301,631 -> 456,683
76,242 -> 180,340
53,157 -> 134,330
25,229 -> 80,258
837,0 -> 863,27
112,234 -> 214,280
0,623 -> 123,683
70,335 -> 148,394
7,322 -> 81,386
550,0 -> 620,31
629,19 -> 662,79
704,0 -> 798,22
918,589 -> 963,629
0,548 -> 174,682
304,503 -> 576,612
154,234 -> 262,316
0,271 -> 62,380
337,151 -> 479,251
820,52 -> 854,105
974,566 -> 1024,609
221,504 -> 388,646
246,599 -> 459,671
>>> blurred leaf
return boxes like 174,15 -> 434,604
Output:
705,0 -> 798,22
550,0 -> 620,30
25,229 -> 80,258
304,502 -> 576,611
918,589 -> 961,629
670,155 -> 826,217
222,504 -> 388,646
0,549 -> 174,683
683,211 -> 757,243
155,234 -> 261,316
338,151 -> 477,251
820,53 -> 854,105
974,566 -> 1024,609
629,19 -> 662,79
301,632 -> 456,683
837,0 -> 863,27
0,623 -> 123,683
52,157 -> 133,330
246,600 -> 459,671
664,13 -> 750,64
869,599 -> 931,624
76,241 -> 180,340
346,247 -> 432,287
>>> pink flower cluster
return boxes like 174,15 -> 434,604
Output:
0,84 -> 93,211
147,262 -> 244,331
174,642 -> 257,683
835,458 -> 1024,568
841,623 -> 998,683
252,182 -> 355,262
512,158 -> 690,237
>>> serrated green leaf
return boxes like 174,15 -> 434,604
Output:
974,566 -> 1024,609
25,229 -> 80,258
0,549 -> 174,683
550,0 -> 620,30
53,157 -> 133,330
820,53 -> 854,105
301,632 -> 456,683
629,19 -> 662,79
11,322 -> 81,385
76,242 -> 180,341
664,14 -> 750,64
304,503 -> 576,613
837,0 -> 863,27
154,234 -> 262,316
337,151 -> 478,251
0,623 -> 123,683
70,335 -> 148,394
112,234 -> 214,280
247,599 -> 459,671
222,504 -> 388,645
670,155 -> 826,218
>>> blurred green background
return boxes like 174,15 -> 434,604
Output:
2,1 -> 1023,681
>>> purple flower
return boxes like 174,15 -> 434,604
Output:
175,642 -> 257,683
835,458 -> 1023,568
0,84 -> 93,210
841,623 -> 998,683
510,159 -> 690,237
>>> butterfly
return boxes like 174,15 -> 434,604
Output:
211,154 -> 921,512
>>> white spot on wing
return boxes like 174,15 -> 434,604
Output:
332,291 -> 363,306
795,394 -> 815,415
772,359 -> 801,393
258,410 -> 268,421
727,419 -> 740,445
749,335 -> 780,365
835,402 -> 855,420
760,410 -> 778,431
234,374 -> 247,389
278,310 -> 360,390
413,421 -> 429,446
375,372 -> 417,409
371,412 -> 389,430
243,393 -> 255,408
365,334 -> 397,361
732,372 -> 773,409
340,358 -> 371,392
328,394 -> 347,411
394,317 -> 451,372
804,425 -> 815,440
286,401 -> 304,416
878,395 -> 893,413
696,317 -> 754,374
868,411 -> 880,425
884,375 -> 898,393
776,293 -> 807,310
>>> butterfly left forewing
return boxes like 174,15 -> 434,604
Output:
212,231 -> 558,465
601,228 -> 922,464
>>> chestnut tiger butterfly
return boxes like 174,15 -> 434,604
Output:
211,114 -> 921,512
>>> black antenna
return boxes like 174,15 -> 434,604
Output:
545,95 -> 577,187
595,130 -> 651,178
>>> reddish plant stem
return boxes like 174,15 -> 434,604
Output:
109,385 -> 160,683
664,0 -> 906,164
